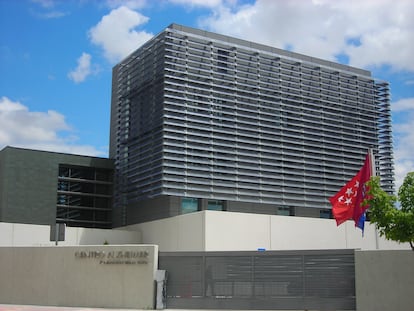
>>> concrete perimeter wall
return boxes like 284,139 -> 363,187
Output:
0,222 -> 141,246
126,210 -> 410,251
125,212 -> 206,251
0,245 -> 158,309
355,250 -> 414,311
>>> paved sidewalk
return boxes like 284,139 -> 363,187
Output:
0,306 -> 141,311
0,307 -> 290,311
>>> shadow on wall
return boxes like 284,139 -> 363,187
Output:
0,222 -> 141,246
77,227 -> 141,245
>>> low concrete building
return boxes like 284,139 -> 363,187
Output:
125,210 -> 410,251
1,210 -> 410,251
0,146 -> 114,228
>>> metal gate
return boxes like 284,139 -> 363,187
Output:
159,249 -> 355,310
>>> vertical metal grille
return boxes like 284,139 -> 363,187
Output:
159,250 -> 355,310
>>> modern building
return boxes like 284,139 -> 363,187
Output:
1,22 -> 409,311
110,24 -> 393,226
0,146 -> 114,228
0,145 -> 406,253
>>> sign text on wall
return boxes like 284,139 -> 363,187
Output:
74,250 -> 149,265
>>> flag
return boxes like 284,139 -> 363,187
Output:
329,153 -> 372,230
357,213 -> 366,233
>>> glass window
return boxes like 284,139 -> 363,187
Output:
182,197 -> 199,214
207,200 -> 224,211
277,207 -> 291,216
320,209 -> 332,219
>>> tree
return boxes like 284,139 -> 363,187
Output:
365,172 -> 414,250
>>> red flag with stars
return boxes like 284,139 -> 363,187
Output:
329,153 -> 372,227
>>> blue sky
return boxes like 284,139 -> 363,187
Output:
0,0 -> 413,189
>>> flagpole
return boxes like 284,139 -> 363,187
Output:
369,148 -> 379,250
369,148 -> 376,178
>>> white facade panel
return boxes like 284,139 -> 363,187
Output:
204,211 -> 271,251
125,211 -> 410,252
126,212 -> 205,251
0,222 -> 141,246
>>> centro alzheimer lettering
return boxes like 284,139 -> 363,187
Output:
74,250 -> 149,265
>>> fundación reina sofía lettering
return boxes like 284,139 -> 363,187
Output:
74,250 -> 149,265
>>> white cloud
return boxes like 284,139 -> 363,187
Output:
89,6 -> 153,63
392,97 -> 414,112
168,0 -> 224,8
68,52 -> 93,83
198,0 -> 414,71
31,0 -> 67,19
394,122 -> 414,189
0,97 -> 104,157
30,8 -> 68,19
392,97 -> 414,189
31,0 -> 55,9
106,0 -> 147,9
394,158 -> 414,191
36,11 -> 67,19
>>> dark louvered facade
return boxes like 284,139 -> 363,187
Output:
109,24 -> 393,226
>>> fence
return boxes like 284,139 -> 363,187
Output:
159,249 -> 355,310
